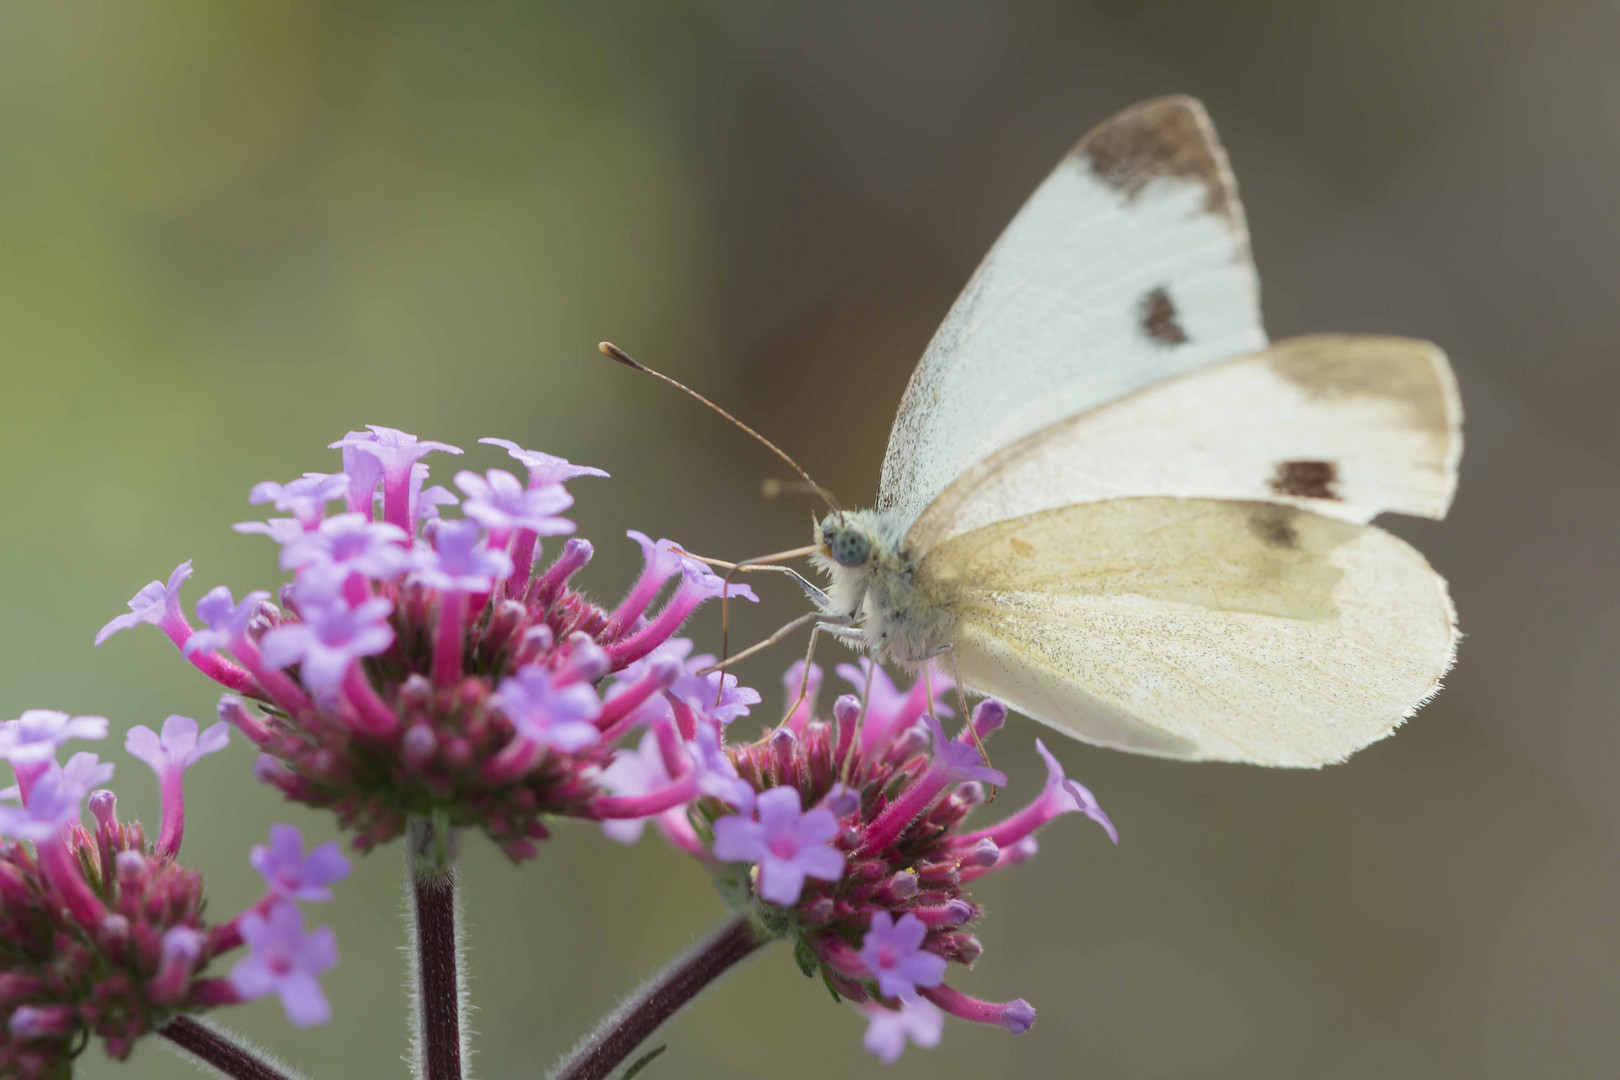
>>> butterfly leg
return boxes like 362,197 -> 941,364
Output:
933,646 -> 997,802
778,617 -> 866,730
671,544 -> 827,703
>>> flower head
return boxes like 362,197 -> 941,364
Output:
229,902 -> 340,1027
250,824 -> 351,902
97,430 -> 790,862
669,665 -> 1111,1063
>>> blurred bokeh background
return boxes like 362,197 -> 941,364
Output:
1,2 -> 1614,1077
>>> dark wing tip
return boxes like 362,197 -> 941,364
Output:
1071,95 -> 1238,222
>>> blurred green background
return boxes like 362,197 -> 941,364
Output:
2,2 -> 1615,1077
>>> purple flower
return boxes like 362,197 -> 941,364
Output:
126,714 -> 230,856
685,724 -> 755,811
234,518 -> 307,545
250,823 -> 351,902
412,465 -> 459,523
0,710 -> 108,765
667,653 -> 762,727
125,714 -> 231,775
1034,739 -> 1116,843
712,786 -> 846,906
183,586 -> 271,658
858,911 -> 947,1002
492,666 -> 602,753
95,560 -> 192,646
596,731 -> 671,843
260,595 -> 395,692
249,473 -> 350,527
671,549 -> 757,605
923,713 -> 1007,787
479,438 -> 609,488
962,740 -> 1116,851
229,902 -> 340,1027
0,756 -> 108,842
329,425 -> 461,482
330,426 -> 462,532
280,513 -> 410,583
862,998 -> 945,1064
411,520 -> 513,593
454,468 -> 576,537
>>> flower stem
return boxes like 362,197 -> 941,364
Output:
158,1016 -> 305,1080
548,917 -> 769,1080
408,817 -> 465,1080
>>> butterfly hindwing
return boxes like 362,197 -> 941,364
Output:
923,497 -> 1457,766
905,334 -> 1463,553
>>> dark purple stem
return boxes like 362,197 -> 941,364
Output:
159,1016 -> 299,1080
411,819 -> 463,1080
549,917 -> 768,1080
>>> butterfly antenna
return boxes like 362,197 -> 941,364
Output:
599,342 -> 840,512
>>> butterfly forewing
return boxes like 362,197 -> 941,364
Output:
877,96 -> 1267,531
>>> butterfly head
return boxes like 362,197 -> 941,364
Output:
819,512 -> 873,568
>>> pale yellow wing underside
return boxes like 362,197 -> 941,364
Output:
907,334 -> 1463,554
925,497 -> 1457,766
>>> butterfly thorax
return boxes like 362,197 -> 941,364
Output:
812,508 -> 958,666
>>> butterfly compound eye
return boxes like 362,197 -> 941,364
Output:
828,527 -> 871,568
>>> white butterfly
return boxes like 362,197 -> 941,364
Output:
798,96 -> 1461,768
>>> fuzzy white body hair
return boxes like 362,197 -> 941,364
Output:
810,508 -> 959,666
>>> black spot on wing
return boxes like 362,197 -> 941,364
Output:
1270,460 -> 1341,500
1139,287 -> 1188,346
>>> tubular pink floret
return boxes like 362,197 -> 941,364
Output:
860,768 -> 951,857
433,588 -> 469,686
216,696 -> 271,747
606,532 -> 683,634
919,985 -> 1036,1034
532,537 -> 593,605
594,658 -> 681,742
341,667 -> 400,738
227,635 -> 316,717
591,773 -> 700,820
37,840 -> 105,925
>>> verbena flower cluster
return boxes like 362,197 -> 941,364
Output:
85,424 -> 1118,1067
606,657 -> 1118,1062
97,427 -> 757,861
0,710 -> 347,1078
